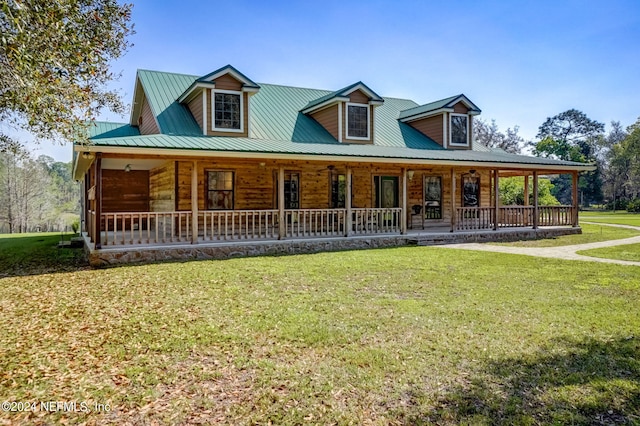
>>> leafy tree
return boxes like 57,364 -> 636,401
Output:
0,0 -> 133,148
0,144 -> 79,233
531,109 -> 605,206
499,176 -> 559,206
534,109 -> 605,154
473,118 -> 524,154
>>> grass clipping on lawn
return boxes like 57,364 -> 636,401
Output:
0,246 -> 639,424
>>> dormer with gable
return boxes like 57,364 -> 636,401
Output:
175,65 -> 260,137
398,95 -> 481,150
301,82 -> 384,144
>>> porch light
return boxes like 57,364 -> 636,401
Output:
407,170 -> 415,180
469,169 -> 477,178
81,152 -> 94,160
124,164 -> 132,172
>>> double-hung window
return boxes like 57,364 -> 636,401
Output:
207,170 -> 234,210
346,103 -> 369,140
213,90 -> 243,132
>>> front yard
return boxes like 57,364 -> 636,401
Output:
0,235 -> 639,424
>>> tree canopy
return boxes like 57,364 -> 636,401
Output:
473,118 -> 524,154
0,0 -> 133,147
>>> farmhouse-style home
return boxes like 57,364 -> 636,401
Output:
73,64 -> 594,265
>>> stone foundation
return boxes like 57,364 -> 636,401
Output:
86,227 -> 582,267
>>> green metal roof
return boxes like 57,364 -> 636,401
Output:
399,94 -> 481,121
301,81 -> 384,112
136,69 -> 202,136
88,121 -> 140,139
84,133 -> 592,169
197,64 -> 260,88
83,69 -> 592,171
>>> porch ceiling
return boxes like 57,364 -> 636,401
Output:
101,158 -> 168,171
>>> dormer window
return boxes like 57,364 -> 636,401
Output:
213,89 -> 243,132
346,103 -> 369,140
450,113 -> 469,146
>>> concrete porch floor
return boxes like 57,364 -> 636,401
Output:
84,226 -> 581,267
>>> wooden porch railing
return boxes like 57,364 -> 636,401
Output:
200,210 -> 279,241
455,207 -> 495,231
285,209 -> 346,238
352,208 -> 402,235
539,205 -> 574,226
498,206 -> 534,228
456,205 -> 575,230
100,211 -> 193,246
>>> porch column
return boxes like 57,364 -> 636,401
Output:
191,161 -> 198,244
572,171 -> 579,227
450,168 -> 456,232
278,166 -> 285,240
493,169 -> 499,231
94,153 -> 102,249
83,172 -> 89,234
401,168 -> 407,234
524,175 -> 530,206
345,167 -> 352,237
533,171 -> 539,229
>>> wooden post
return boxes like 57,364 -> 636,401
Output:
83,172 -> 89,234
533,171 -> 539,230
524,174 -> 530,206
401,168 -> 407,235
94,153 -> 102,249
191,161 -> 198,244
278,166 -> 285,240
572,171 -> 579,227
450,168 -> 456,232
345,167 -> 352,236
493,169 -> 499,230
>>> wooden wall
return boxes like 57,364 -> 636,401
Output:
101,170 -> 149,212
310,104 -> 339,140
139,95 -> 160,135
97,155 -> 496,229
149,161 -> 175,211
187,93 -> 204,131
408,115 -> 443,146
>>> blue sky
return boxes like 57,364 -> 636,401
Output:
22,0 -> 640,161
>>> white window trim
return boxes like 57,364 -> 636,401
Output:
211,89 -> 244,133
345,102 -> 370,141
449,113 -> 469,146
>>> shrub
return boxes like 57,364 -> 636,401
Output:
71,219 -> 80,234
627,198 -> 640,213
606,199 -> 629,211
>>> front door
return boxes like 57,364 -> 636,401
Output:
374,176 -> 399,208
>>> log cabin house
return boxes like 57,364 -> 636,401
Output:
72,64 -> 594,265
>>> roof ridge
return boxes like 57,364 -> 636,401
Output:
137,68 -> 199,79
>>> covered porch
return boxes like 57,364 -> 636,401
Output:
80,153 -> 580,249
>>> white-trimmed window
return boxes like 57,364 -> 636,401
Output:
212,89 -> 243,132
450,113 -> 469,146
346,102 -> 369,140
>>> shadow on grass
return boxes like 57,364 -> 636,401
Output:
0,234 -> 89,278
404,336 -> 640,425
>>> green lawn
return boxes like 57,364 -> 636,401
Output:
493,222 -> 640,248
581,211 -> 640,227
578,243 -> 640,262
1,235 -> 639,425
0,232 -> 87,277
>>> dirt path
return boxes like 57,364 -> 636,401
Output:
444,221 -> 640,266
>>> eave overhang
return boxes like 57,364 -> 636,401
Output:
72,141 -> 596,181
